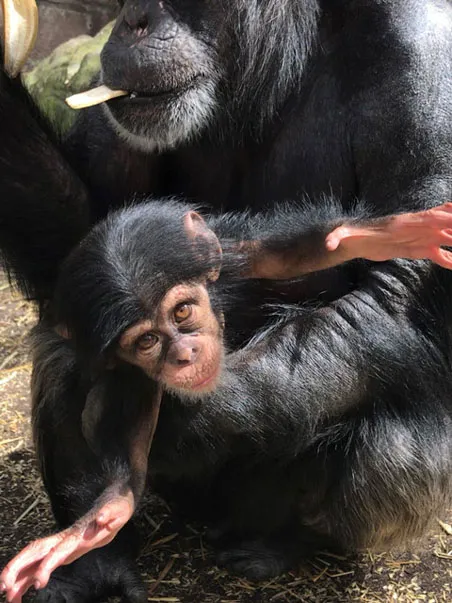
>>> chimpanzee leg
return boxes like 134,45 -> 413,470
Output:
307,407 -> 452,552
213,396 -> 452,580
213,262 -> 452,579
215,403 -> 452,579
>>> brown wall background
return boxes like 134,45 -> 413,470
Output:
32,0 -> 117,61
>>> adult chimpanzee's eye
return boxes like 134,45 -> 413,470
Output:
135,332 -> 159,351
174,303 -> 192,323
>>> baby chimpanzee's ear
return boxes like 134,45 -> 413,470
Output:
183,211 -> 222,281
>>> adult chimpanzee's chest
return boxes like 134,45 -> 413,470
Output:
163,102 -> 355,213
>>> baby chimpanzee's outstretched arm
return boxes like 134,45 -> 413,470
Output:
214,201 -> 452,280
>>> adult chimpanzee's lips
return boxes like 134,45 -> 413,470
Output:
66,76 -> 204,110
125,77 -> 203,101
1,0 -> 38,78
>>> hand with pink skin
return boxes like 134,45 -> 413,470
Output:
326,202 -> 452,269
0,491 -> 134,603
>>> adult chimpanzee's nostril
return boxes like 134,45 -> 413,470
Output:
124,9 -> 149,33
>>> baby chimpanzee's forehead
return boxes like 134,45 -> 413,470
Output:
100,204 -> 215,287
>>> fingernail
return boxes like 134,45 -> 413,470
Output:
34,580 -> 41,590
0,582 -> 6,592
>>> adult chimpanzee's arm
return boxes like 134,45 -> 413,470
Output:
178,260 -> 449,462
0,70 -> 90,302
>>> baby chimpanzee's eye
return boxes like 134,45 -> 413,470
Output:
135,332 -> 159,351
174,303 -> 192,323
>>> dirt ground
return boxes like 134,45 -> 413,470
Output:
1,274 -> 452,603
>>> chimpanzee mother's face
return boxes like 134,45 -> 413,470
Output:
101,0 -> 225,152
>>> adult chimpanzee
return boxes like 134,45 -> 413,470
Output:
1,0 -> 452,300
3,199 -> 452,603
1,0 -> 452,601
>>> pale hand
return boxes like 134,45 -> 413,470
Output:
326,202 -> 452,269
0,491 -> 134,603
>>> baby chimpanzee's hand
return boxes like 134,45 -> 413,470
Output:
326,202 -> 452,269
0,490 -> 134,603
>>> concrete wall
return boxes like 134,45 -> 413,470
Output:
32,0 -> 117,61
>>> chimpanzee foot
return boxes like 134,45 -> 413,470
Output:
34,551 -> 145,603
216,539 -> 294,580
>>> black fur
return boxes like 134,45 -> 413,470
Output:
0,0 -> 452,599
33,199 -> 452,597
0,71 -> 89,300
52,197 -> 374,355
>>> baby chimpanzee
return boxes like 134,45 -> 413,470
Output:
3,199 -> 452,603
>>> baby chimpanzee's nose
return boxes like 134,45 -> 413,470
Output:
167,340 -> 200,366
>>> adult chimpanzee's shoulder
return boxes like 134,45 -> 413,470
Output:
332,0 -> 452,213
337,0 -> 452,91
262,0 -> 452,210
385,0 -> 452,68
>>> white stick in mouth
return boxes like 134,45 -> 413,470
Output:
66,85 -> 129,110
1,0 -> 39,78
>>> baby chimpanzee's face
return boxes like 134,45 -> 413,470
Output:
116,282 -> 224,399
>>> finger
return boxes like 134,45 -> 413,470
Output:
0,533 -> 64,589
325,226 -> 352,251
62,526 -> 118,566
32,514 -> 127,587
430,202 -> 452,216
438,229 -> 452,245
3,560 -> 40,603
35,521 -> 121,584
63,540 -> 107,566
32,528 -> 93,589
403,204 -> 452,226
1,0 -> 39,78
420,209 -> 452,230
428,247 -> 452,270
5,567 -> 38,603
